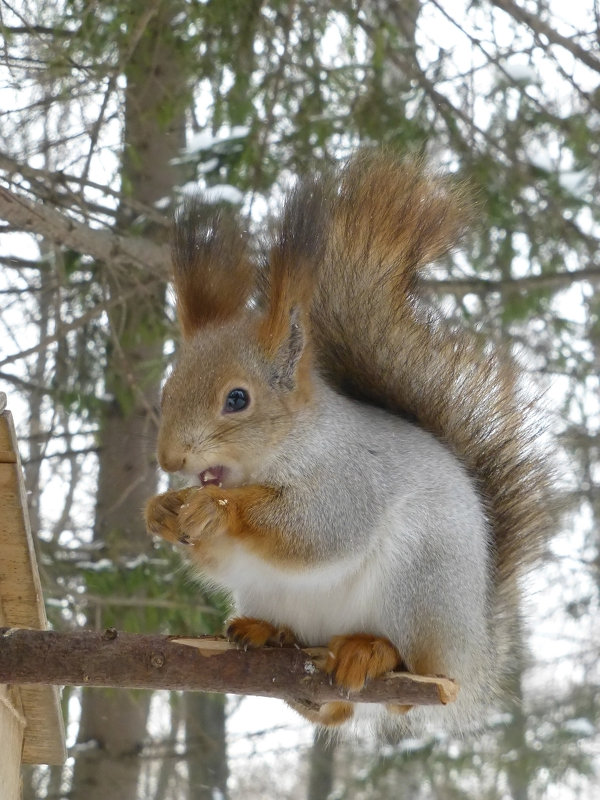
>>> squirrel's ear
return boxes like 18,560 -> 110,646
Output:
268,306 -> 306,391
171,198 -> 254,338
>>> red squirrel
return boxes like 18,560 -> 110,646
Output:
145,151 -> 551,735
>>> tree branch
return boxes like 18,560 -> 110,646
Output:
0,184 -> 169,273
490,0 -> 600,76
0,628 -> 459,707
0,150 -> 169,227
0,283 -> 157,368
424,265 -> 600,295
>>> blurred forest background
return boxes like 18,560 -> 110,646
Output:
0,0 -> 599,798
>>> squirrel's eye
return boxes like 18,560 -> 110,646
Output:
224,388 -> 250,413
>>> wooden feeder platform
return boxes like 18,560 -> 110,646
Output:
0,393 -> 66,798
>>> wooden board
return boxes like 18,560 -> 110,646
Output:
0,597 -> 25,800
0,685 -> 25,800
0,394 -> 66,765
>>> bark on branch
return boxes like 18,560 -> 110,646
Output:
0,184 -> 169,273
0,628 -> 458,707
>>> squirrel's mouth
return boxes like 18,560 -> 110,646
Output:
198,466 -> 228,487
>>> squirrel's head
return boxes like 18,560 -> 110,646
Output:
157,310 -> 312,487
157,188 -> 325,487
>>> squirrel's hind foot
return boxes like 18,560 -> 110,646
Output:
325,633 -> 402,692
287,698 -> 354,726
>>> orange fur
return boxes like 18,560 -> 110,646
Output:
324,634 -> 402,692
257,179 -> 328,356
226,617 -> 297,648
172,200 -> 254,337
145,487 -> 235,572
256,250 -> 306,355
217,485 -> 319,565
148,484 -> 320,568
386,702 -> 413,715
144,487 -> 197,544
288,699 -> 355,726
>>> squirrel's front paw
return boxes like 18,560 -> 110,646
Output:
325,633 -> 402,692
226,616 -> 298,648
177,486 -> 230,544
145,488 -> 197,544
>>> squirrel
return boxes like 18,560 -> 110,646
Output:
144,150 -> 551,736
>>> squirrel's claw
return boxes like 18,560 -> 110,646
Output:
144,488 -> 196,543
226,616 -> 298,649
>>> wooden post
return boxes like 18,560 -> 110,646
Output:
0,607 -> 26,800
0,393 -> 66,799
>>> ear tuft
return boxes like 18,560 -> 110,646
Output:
257,176 -> 330,355
172,197 -> 254,337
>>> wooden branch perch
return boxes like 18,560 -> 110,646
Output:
0,628 -> 458,707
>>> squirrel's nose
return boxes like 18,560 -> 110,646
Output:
158,448 -> 186,473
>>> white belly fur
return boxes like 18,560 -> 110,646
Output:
218,544 -> 393,646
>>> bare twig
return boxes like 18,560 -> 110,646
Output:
424,265 -> 600,295
490,0 -> 600,76
0,284 -> 158,368
79,2 -> 162,187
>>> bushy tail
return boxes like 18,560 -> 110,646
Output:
305,151 -> 551,611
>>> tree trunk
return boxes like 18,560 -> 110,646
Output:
307,731 -> 336,800
71,4 -> 187,798
503,629 -> 531,800
184,694 -> 229,800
